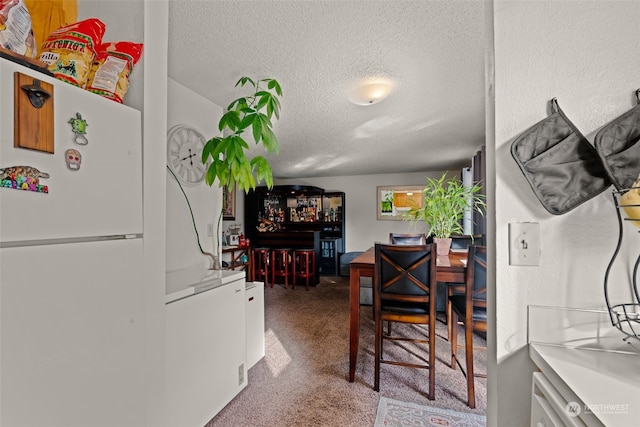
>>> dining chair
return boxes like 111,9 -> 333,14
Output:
373,243 -> 437,400
448,244 -> 487,409
389,233 -> 429,245
385,234 -> 430,333
446,234 -> 484,341
450,234 -> 484,250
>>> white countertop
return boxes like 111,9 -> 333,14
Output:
528,306 -> 640,426
165,268 -> 245,304
530,342 -> 640,426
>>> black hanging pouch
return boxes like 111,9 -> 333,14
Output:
595,90 -> 640,191
511,99 -> 611,215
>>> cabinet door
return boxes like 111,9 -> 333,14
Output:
165,280 -> 247,427
246,283 -> 265,368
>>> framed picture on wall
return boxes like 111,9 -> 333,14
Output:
376,185 -> 423,221
223,185 -> 236,220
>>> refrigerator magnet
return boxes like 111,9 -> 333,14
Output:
68,112 -> 88,145
65,149 -> 82,170
0,165 -> 50,193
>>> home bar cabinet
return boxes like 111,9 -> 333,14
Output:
244,185 -> 345,278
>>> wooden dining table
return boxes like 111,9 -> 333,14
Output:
348,246 -> 467,382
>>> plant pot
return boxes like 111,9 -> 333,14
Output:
434,237 -> 452,256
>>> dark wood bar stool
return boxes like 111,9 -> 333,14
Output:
271,248 -> 292,288
251,247 -> 270,287
293,248 -> 316,291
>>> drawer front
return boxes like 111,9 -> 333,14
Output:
531,392 -> 564,427
532,372 -> 586,427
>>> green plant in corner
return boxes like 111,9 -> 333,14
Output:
202,77 -> 283,193
404,173 -> 486,239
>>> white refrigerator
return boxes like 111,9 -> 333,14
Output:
0,58 -> 146,426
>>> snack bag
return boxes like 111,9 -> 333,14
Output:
86,41 -> 143,103
25,0 -> 77,52
0,0 -> 37,57
38,17 -> 105,87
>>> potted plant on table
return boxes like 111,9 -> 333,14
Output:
404,173 -> 486,256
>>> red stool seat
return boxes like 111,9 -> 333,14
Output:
293,249 -> 316,291
251,248 -> 270,287
271,248 -> 292,288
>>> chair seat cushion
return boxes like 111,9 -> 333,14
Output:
382,301 -> 429,315
449,295 -> 487,322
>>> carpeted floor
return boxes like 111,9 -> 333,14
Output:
206,276 -> 486,427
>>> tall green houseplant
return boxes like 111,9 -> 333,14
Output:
404,173 -> 486,244
202,77 -> 283,193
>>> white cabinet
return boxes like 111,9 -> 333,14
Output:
528,306 -> 640,427
246,281 -> 265,368
165,274 -> 247,427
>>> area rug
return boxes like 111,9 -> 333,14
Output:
374,396 -> 486,427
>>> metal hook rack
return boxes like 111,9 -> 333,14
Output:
604,187 -> 640,340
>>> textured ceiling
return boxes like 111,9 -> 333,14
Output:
168,1 -> 486,179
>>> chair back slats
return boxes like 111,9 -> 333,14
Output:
375,244 -> 436,309
377,245 -> 433,294
379,250 -> 431,297
450,234 -> 485,250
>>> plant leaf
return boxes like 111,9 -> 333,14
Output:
251,156 -> 274,189
219,110 -> 240,132
205,76 -> 283,192
227,97 -> 248,112
267,96 -> 280,120
267,79 -> 282,96
261,126 -> 279,153
236,76 -> 255,88
255,91 -> 271,111
238,112 -> 255,133
252,115 -> 263,144
232,135 -> 249,151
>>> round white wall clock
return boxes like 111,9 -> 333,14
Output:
167,124 -> 209,186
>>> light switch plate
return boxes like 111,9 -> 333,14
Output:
509,222 -> 540,266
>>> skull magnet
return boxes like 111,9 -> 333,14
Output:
65,149 -> 82,170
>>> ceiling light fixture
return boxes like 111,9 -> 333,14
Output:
348,81 -> 393,106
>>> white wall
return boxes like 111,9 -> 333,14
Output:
493,1 -> 640,425
275,170 -> 470,252
166,79 -> 223,272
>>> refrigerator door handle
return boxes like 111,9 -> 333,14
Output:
0,233 -> 143,248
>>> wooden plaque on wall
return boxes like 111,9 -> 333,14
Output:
14,71 -> 54,153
